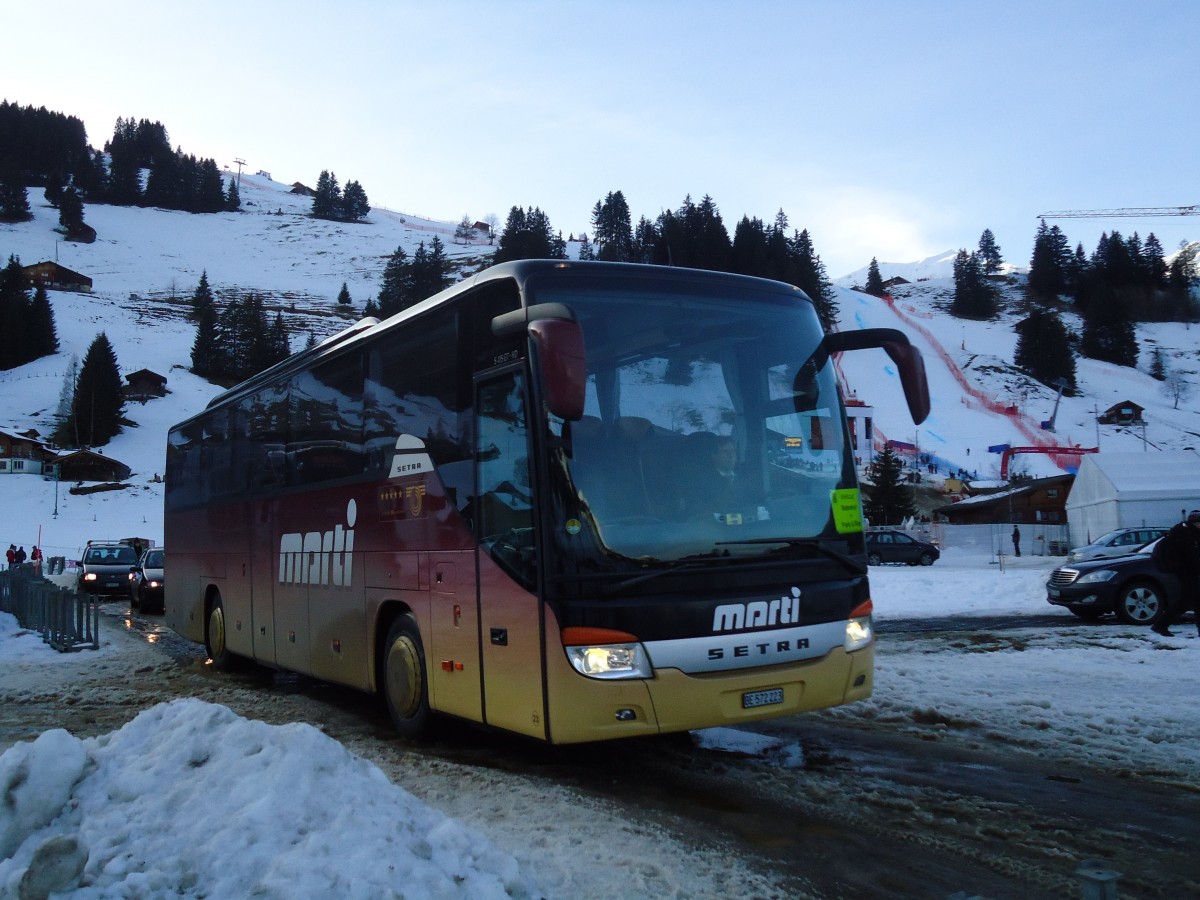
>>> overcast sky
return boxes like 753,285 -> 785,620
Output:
5,0 -> 1198,277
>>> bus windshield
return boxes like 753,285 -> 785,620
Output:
530,275 -> 857,577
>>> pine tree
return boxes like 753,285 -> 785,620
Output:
412,236 -> 450,301
340,180 -> 369,220
190,272 -> 220,377
590,190 -> 635,262
189,271 -> 215,322
58,187 -> 85,233
0,255 -> 31,369
865,258 -> 885,296
0,171 -> 32,222
1079,288 -> 1139,367
1027,219 -> 1069,302
864,444 -> 915,526
336,282 -> 352,307
454,215 -> 475,244
977,228 -> 1003,274
731,215 -> 770,278
1013,308 -> 1076,391
225,177 -> 241,211
1149,348 -> 1167,381
493,206 -> 567,263
376,245 -> 411,317
265,312 -> 290,367
63,333 -> 124,447
311,170 -> 340,219
28,284 -> 58,358
791,228 -> 839,332
951,250 -> 995,319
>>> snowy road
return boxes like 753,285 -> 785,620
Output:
3,599 -> 1198,899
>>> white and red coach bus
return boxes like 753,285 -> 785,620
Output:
165,260 -> 928,743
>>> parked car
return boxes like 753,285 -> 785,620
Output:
78,541 -> 139,596
129,546 -> 165,614
1047,540 -> 1184,625
865,529 -> 940,566
1066,527 -> 1169,564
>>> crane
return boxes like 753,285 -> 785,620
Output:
1038,205 -> 1199,219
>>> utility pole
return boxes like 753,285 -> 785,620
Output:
233,158 -> 246,189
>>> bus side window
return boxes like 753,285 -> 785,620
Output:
287,353 -> 365,486
364,307 -> 467,484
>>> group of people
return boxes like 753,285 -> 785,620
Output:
5,544 -> 42,570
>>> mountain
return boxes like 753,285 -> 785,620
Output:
1,174 -> 1197,559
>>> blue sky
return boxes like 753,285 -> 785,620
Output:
5,0 -> 1198,276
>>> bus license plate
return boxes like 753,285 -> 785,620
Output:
742,688 -> 784,709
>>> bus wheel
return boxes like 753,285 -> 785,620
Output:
205,592 -> 236,671
382,614 -> 431,739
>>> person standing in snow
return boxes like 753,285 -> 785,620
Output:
5,545 -> 14,569
1151,510 -> 1200,637
15,546 -> 26,566
1012,525 -> 1021,557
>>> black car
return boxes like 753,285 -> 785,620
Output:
129,546 -> 165,614
78,541 -> 139,596
865,529 -> 940,566
1046,540 -> 1185,626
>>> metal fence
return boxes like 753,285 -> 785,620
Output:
886,522 -> 1072,561
0,565 -> 100,651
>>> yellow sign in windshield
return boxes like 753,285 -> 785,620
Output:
830,488 -> 863,534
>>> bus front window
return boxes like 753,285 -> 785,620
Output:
534,278 -> 856,574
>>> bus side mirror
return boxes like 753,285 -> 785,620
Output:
823,328 -> 930,425
529,317 -> 586,421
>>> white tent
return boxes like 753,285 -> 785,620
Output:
1065,450 -> 1200,546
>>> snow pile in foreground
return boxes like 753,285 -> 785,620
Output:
0,698 -> 539,899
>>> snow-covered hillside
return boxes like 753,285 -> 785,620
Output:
1,175 -> 1198,561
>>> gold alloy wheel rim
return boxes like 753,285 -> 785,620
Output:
386,634 -> 422,718
208,604 -> 226,659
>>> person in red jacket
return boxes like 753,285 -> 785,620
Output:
5,545 -> 15,569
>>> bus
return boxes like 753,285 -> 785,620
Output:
165,260 -> 929,744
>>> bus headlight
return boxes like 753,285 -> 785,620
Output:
562,627 -> 652,680
844,600 -> 874,652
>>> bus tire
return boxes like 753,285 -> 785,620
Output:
205,591 -> 237,671
382,614 -> 431,739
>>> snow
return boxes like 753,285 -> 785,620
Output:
2,175 -> 1200,896
3,555 -> 1198,897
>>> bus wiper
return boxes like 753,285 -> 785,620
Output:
606,555 -> 742,593
715,537 -> 867,575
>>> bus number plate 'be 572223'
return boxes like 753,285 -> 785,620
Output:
742,688 -> 784,709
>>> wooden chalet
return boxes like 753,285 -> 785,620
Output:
0,428 -> 54,475
124,369 -> 168,401
935,474 -> 1074,525
1097,401 -> 1145,426
56,449 -> 132,483
21,261 -> 92,292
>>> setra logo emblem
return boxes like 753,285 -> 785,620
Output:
278,499 -> 356,587
712,587 -> 801,633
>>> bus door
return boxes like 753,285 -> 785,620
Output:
473,370 -> 547,739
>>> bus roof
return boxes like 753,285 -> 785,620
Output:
198,259 -> 810,415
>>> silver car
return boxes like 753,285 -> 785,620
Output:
1067,527 -> 1169,564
